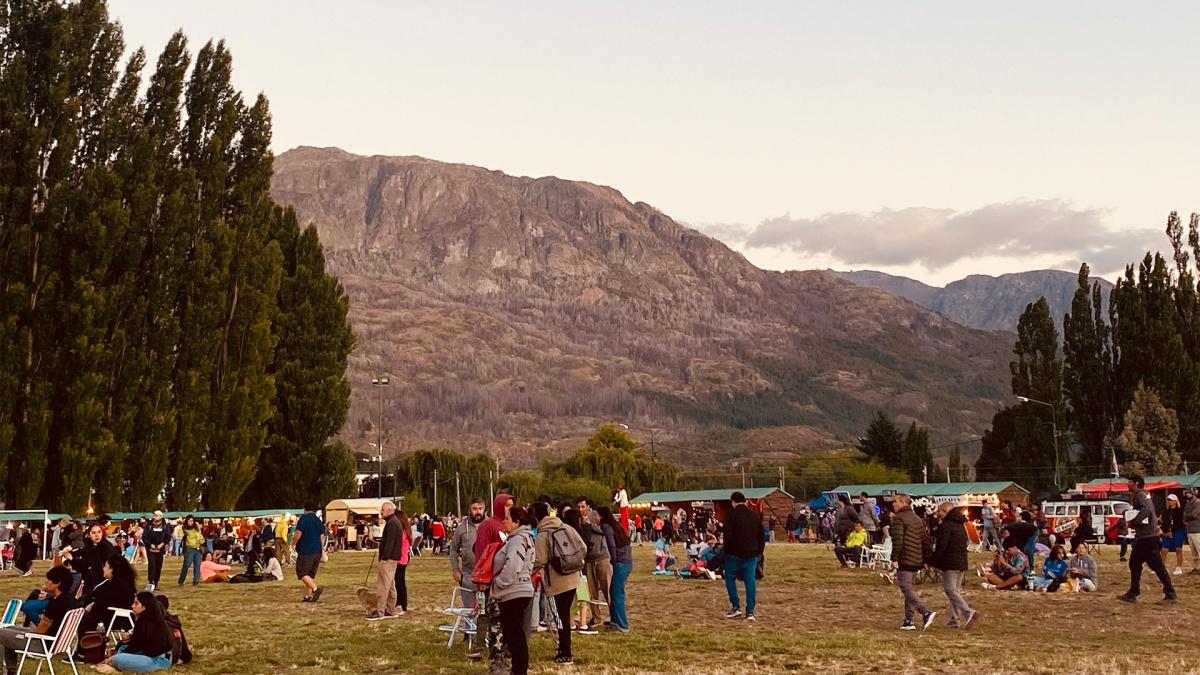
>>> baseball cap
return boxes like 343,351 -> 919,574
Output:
1167,494 -> 1179,502
153,510 -> 164,517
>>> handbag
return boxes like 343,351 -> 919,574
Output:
471,541 -> 503,586
78,632 -> 107,664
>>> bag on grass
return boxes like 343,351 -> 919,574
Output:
78,632 -> 106,664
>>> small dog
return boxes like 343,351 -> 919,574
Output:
355,587 -> 379,611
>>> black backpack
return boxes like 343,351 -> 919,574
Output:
547,526 -> 586,575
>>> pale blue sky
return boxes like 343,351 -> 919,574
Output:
109,1 -> 1200,284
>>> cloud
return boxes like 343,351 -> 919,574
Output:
701,200 -> 1162,275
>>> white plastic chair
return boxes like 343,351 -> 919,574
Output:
105,607 -> 135,646
16,606 -> 84,675
438,586 -> 478,649
1,599 -> 22,627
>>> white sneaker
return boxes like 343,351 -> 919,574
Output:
1173,567 -> 1183,576
981,583 -> 996,590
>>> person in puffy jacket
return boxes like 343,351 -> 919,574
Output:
931,502 -> 977,628
491,505 -> 535,675
889,493 -> 935,631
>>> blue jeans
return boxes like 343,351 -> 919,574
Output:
111,645 -> 172,672
178,547 -> 201,585
724,554 -> 757,614
609,561 -> 632,630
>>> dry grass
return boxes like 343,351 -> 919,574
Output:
0,544 -> 1194,674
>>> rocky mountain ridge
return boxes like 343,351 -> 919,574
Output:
271,146 -> 1014,465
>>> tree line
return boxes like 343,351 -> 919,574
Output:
0,1 -> 355,513
977,212 -> 1200,494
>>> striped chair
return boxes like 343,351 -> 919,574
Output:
0,599 -> 22,627
16,606 -> 84,675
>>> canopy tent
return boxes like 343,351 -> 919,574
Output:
105,509 -> 301,521
1082,480 -> 1181,495
324,498 -> 397,524
0,511 -> 69,523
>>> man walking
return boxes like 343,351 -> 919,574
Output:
890,493 -> 936,631
143,510 -> 171,591
367,501 -> 402,620
931,502 -> 977,628
450,498 -> 484,598
722,491 -> 764,621
292,502 -> 325,603
1118,474 -> 1177,603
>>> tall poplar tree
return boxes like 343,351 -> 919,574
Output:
1062,264 -> 1116,470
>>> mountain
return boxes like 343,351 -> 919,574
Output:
270,147 -> 1013,466
829,269 -> 1113,332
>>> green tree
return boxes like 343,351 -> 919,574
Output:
1114,383 -> 1181,475
1010,298 -> 1064,494
900,423 -> 934,482
857,412 -> 902,468
1062,263 -> 1117,471
947,445 -> 963,482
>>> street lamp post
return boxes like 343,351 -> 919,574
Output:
372,376 -> 389,498
615,422 -> 657,489
1017,395 -> 1059,488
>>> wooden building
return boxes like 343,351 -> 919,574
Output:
629,487 -> 796,535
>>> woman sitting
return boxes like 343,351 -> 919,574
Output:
981,543 -> 1029,590
199,552 -> 231,583
80,555 -> 136,641
262,547 -> 284,581
101,591 -> 175,672
1030,544 -> 1068,592
1066,542 -> 1098,592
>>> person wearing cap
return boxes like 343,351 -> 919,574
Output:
1161,493 -> 1186,576
1118,474 -> 1177,603
721,491 -> 764,621
142,510 -> 172,592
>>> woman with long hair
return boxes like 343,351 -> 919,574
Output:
394,510 -> 412,613
597,506 -> 632,632
177,516 -> 203,587
492,505 -> 535,675
81,555 -> 137,640
75,523 -> 117,596
105,591 -> 174,671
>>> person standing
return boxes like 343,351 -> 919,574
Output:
1118,474 -> 1177,604
533,501 -> 586,664
1184,489 -> 1200,574
1160,494 -> 1186,576
393,510 -> 412,614
450,498 -> 484,595
367,501 -> 402,620
890,493 -> 935,631
292,503 -> 325,603
979,502 -> 998,552
931,502 -> 977,628
722,491 -> 764,621
143,510 -> 171,592
575,497 -> 612,625
613,483 -> 630,534
492,505 -> 536,675
598,507 -> 632,632
858,492 -> 880,545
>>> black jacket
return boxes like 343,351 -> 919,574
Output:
143,521 -> 172,551
724,504 -> 765,558
930,511 -> 969,571
76,539 -> 117,593
378,515 -> 403,562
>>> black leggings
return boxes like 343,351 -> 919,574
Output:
394,563 -> 408,611
553,590 -> 574,658
499,597 -> 531,675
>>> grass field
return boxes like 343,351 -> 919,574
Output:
0,543 -> 1195,674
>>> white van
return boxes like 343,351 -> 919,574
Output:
1041,499 -> 1132,544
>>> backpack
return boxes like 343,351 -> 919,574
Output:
472,541 -> 503,587
547,526 -> 585,575
164,612 -> 192,664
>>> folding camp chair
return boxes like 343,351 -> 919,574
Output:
0,599 -> 22,627
16,606 -> 84,675
437,586 -> 478,649
105,607 -> 135,647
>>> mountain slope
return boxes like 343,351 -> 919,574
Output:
271,147 -> 1013,465
830,269 -> 1112,332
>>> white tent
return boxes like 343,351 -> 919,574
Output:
324,497 -> 398,524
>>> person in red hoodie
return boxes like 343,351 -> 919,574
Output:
475,494 -> 514,563
472,493 -> 513,662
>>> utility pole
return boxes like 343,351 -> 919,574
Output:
778,466 -> 784,491
433,469 -> 438,515
371,375 -> 389,498
946,464 -> 950,483
455,472 -> 462,517
922,464 -> 928,484
741,465 -> 746,489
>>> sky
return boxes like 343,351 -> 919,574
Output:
108,2 -> 1200,286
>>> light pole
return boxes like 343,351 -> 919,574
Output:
1017,395 -> 1059,488
615,422 -> 657,489
372,375 -> 389,498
